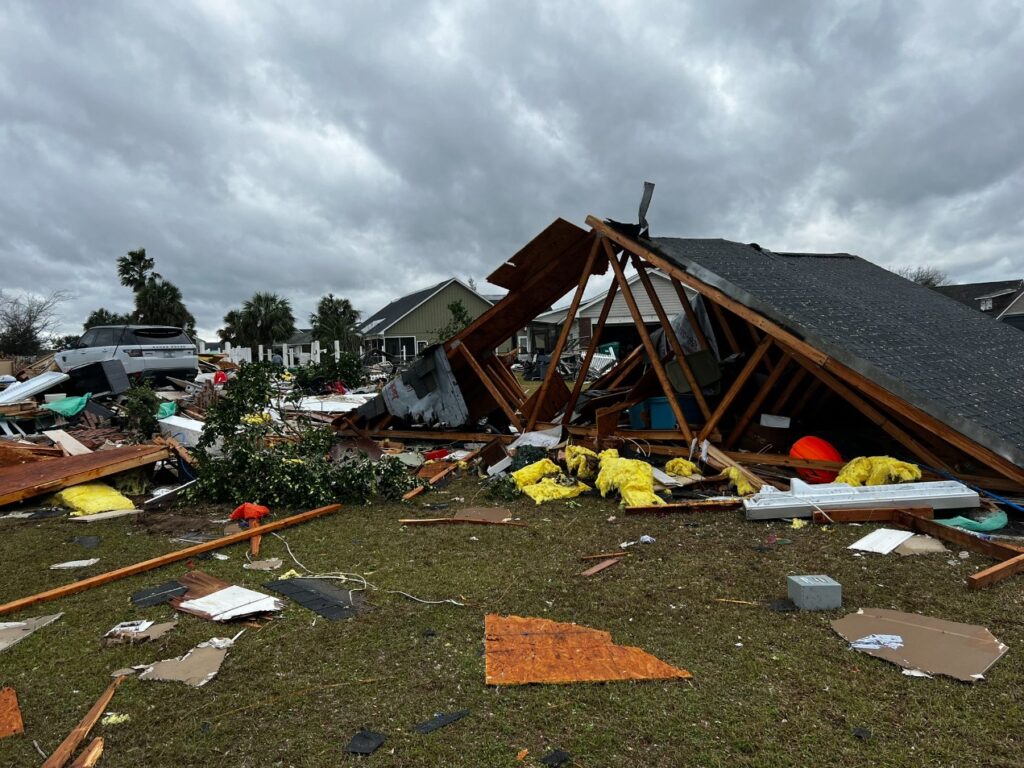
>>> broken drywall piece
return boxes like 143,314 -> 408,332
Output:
138,632 -> 243,687
484,614 -> 692,685
0,613 -> 62,652
243,558 -> 283,571
508,425 -> 563,450
848,528 -> 915,555
176,585 -> 283,622
0,687 -> 24,739
103,620 -> 176,647
49,558 -> 100,570
894,534 -> 948,556
832,608 -> 1008,682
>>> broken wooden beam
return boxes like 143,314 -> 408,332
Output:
812,507 -> 934,524
969,552 -> 1024,590
580,557 -> 622,577
0,504 -> 343,617
0,444 -> 170,507
42,677 -> 123,768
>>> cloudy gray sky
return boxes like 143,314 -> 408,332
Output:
2,0 -> 1022,339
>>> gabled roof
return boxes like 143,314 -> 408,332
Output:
286,328 -> 315,345
934,280 -> 1023,314
534,269 -> 686,324
357,278 -> 493,336
645,237 -> 1024,469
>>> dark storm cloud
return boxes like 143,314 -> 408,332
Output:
1,0 -> 1022,337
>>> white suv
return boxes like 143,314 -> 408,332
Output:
56,325 -> 198,383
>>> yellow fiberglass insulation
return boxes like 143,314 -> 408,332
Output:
665,458 -> 698,477
522,476 -> 591,505
836,456 -> 922,486
596,454 -> 665,508
54,483 -> 135,516
511,458 -> 561,490
565,445 -> 600,479
724,467 -> 755,496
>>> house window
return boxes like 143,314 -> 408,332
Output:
980,298 -> 994,311
417,340 -> 428,353
384,336 -> 416,358
517,335 -> 529,352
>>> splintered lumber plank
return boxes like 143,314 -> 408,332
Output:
154,435 -> 195,466
811,508 -> 934,524
633,256 -> 711,420
403,486 -> 426,501
42,430 -> 92,456
42,678 -> 122,768
894,511 -> 1024,562
606,239 -> 693,441
626,498 -> 742,514
526,235 -> 603,431
697,334 -> 773,443
580,558 -> 622,577
454,343 -> 523,430
969,553 -> 1024,590
0,504 -> 343,617
563,252 -> 628,425
68,737 -> 104,768
705,443 -> 772,491
0,444 -> 170,507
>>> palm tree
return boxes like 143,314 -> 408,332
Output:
83,307 -> 131,331
117,248 -> 158,292
238,292 -> 295,351
310,293 -> 361,352
219,309 -> 244,344
134,277 -> 195,335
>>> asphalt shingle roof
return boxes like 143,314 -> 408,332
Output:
934,280 -> 1023,315
645,236 -> 1024,469
357,279 -> 453,335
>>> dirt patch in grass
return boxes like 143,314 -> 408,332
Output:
1,480 -> 1023,766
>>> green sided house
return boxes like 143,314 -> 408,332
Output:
357,278 -> 502,360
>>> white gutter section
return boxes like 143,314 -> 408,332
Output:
744,478 -> 980,520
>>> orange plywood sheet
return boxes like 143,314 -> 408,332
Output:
484,615 -> 691,685
0,687 -> 24,739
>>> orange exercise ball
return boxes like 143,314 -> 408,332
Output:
789,436 -> 842,483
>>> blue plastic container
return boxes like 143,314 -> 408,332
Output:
647,395 -> 702,429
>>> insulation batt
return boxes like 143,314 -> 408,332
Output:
522,476 -> 590,505
836,456 -> 922,486
54,483 -> 135,516
565,445 -> 600,480
511,458 -> 560,490
665,458 -> 698,477
724,467 -> 755,496
596,452 -> 665,508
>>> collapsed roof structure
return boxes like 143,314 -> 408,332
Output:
341,211 -> 1024,494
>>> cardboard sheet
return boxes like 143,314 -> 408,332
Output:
832,607 -> 1008,682
484,614 -> 691,685
0,613 -> 62,652
139,636 -> 237,687
847,528 -> 915,555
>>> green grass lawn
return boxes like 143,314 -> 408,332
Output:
1,480 -> 1023,766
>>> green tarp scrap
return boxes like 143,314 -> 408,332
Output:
42,394 -> 90,417
938,510 -> 1008,533
157,402 -> 177,419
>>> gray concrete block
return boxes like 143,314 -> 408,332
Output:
787,574 -> 842,610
